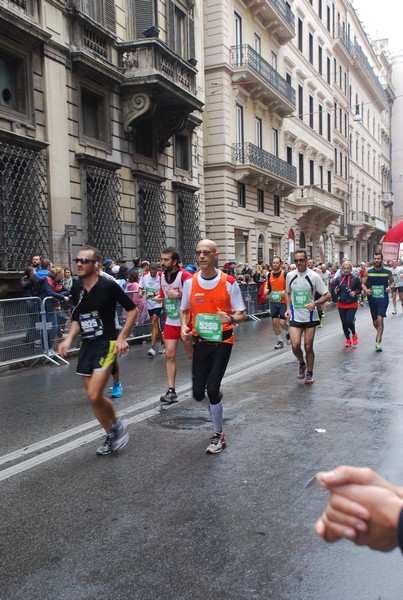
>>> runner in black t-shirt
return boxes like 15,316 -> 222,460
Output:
58,245 -> 138,456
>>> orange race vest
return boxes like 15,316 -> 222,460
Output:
190,272 -> 234,344
268,270 -> 287,304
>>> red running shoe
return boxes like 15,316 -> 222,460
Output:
352,333 -> 358,345
345,339 -> 351,348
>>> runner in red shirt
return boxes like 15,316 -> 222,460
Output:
156,247 -> 193,404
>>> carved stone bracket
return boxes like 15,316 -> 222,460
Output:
123,93 -> 156,133
294,138 -> 308,153
156,109 -> 191,152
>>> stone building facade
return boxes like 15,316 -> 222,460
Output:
0,0 -> 394,294
0,0 -> 204,292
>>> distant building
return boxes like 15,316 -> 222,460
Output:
202,0 -> 393,266
391,50 -> 403,227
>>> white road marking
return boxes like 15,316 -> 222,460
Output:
0,408 -> 159,482
0,317 -> 356,482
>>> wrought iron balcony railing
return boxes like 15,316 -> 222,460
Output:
354,43 -> 388,102
335,24 -> 353,56
233,143 -> 297,184
269,0 -> 295,32
231,45 -> 295,106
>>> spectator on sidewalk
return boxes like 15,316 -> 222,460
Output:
241,263 -> 253,276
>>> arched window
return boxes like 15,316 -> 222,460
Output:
300,231 -> 306,249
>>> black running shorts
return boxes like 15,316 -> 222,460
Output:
270,302 -> 287,320
76,339 -> 116,376
289,320 -> 320,329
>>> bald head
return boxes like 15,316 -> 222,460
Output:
196,239 -> 219,275
197,239 -> 217,252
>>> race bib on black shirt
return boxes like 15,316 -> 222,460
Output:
79,311 -> 104,338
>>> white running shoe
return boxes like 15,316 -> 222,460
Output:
206,432 -> 226,454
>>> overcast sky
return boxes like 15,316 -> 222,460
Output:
351,0 -> 403,53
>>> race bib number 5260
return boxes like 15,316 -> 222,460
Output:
195,313 -> 223,342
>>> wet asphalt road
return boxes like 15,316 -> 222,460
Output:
1,304 -> 403,600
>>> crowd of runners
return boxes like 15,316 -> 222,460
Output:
19,244 -> 401,459
18,245 -> 403,563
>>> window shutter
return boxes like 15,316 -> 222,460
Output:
135,0 -> 157,38
167,0 -> 175,50
188,15 -> 195,60
104,0 -> 116,33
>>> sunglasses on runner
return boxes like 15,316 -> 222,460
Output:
294,258 -> 306,263
75,258 -> 96,264
196,250 -> 213,256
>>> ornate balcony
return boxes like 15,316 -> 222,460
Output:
230,45 -> 295,115
372,216 -> 387,234
350,211 -> 373,238
0,0 -> 49,45
353,43 -> 388,107
351,211 -> 371,226
69,8 -> 122,86
287,186 -> 342,225
3,0 -> 31,14
118,39 -> 203,149
232,142 -> 297,195
333,24 -> 354,65
242,0 -> 295,44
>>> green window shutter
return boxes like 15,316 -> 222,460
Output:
135,0 -> 157,38
105,0 -> 116,32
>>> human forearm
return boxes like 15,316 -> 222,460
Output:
232,310 -> 246,324
58,320 -> 80,356
180,309 -> 191,330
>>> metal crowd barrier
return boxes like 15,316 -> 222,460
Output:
0,285 -> 271,369
0,297 -> 50,367
239,283 -> 271,320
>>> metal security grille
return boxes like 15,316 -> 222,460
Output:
85,166 -> 122,259
177,189 -> 200,265
0,141 -> 48,271
138,179 -> 166,262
